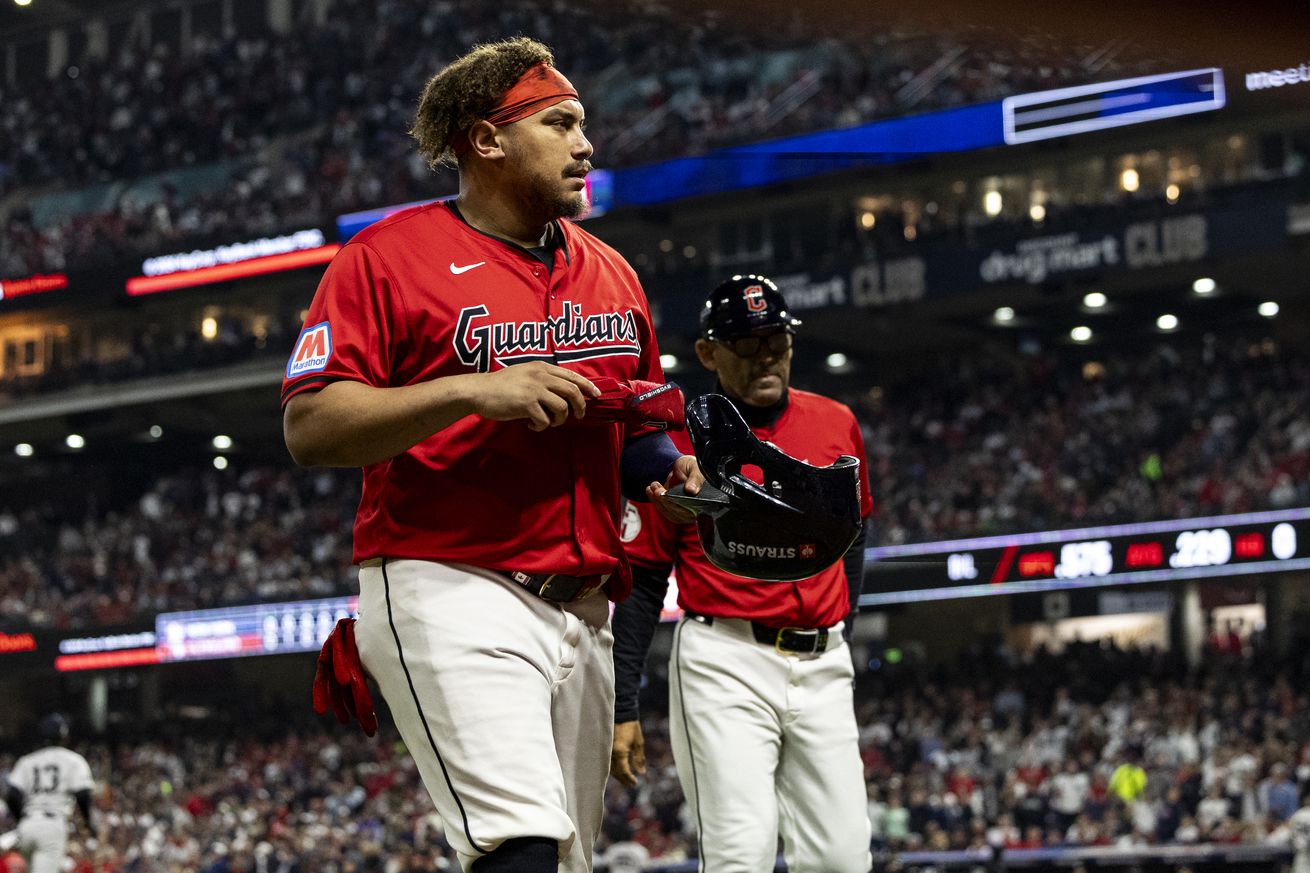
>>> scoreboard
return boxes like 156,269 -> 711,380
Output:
860,507 -> 1310,606
157,595 -> 357,663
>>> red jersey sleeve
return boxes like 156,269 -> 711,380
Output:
280,242 -> 408,408
621,498 -> 679,570
621,282 -> 671,444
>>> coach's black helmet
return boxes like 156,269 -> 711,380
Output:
38,713 -> 70,743
700,274 -> 802,341
663,394 -> 862,581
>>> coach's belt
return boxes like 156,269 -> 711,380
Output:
505,570 -> 608,603
687,612 -> 832,655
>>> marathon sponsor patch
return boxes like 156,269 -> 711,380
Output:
287,321 -> 333,378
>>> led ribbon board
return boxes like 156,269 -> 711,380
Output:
1003,68 -> 1226,145
861,507 -> 1310,606
156,595 -> 357,662
0,273 -> 69,301
127,230 -> 340,295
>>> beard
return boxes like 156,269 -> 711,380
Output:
528,172 -> 587,220
512,160 -> 590,222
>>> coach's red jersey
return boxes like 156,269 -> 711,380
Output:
623,388 -> 872,627
282,202 -> 664,599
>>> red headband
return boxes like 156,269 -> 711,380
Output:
452,63 -> 580,157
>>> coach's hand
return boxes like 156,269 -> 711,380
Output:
473,362 -> 601,431
611,720 -> 647,787
647,454 -> 702,523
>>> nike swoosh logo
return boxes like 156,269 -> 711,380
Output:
449,261 -> 486,275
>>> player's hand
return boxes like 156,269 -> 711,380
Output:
472,362 -> 600,431
313,617 -> 378,736
611,720 -> 647,787
647,454 -> 702,523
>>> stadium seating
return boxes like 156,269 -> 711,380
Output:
2,642 -> 1304,871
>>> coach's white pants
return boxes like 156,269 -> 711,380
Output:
17,814 -> 67,873
354,560 -> 614,873
669,617 -> 871,873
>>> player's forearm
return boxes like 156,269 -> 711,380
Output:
612,564 -> 671,722
284,376 -> 481,467
74,789 -> 92,828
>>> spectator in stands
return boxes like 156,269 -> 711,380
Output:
1108,747 -> 1148,805
1260,763 -> 1301,823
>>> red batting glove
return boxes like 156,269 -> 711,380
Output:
312,618 -> 378,737
576,378 -> 686,431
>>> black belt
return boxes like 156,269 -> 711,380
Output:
504,570 -> 607,603
687,612 -> 831,655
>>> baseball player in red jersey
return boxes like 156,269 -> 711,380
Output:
283,38 -> 700,873
611,275 -> 873,873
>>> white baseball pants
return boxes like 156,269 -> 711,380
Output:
16,814 -> 67,873
354,559 -> 614,873
669,616 -> 871,873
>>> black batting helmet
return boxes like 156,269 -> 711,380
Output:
699,274 -> 802,341
662,394 -> 862,581
38,713 -> 69,743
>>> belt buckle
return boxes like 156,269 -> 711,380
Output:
536,573 -> 561,599
775,626 -> 821,655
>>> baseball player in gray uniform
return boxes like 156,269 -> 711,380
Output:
2,715 -> 96,873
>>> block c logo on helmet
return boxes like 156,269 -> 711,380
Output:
743,284 -> 768,313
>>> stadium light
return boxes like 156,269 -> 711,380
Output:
659,353 -> 679,370
859,211 -> 876,230
65,434 -> 85,450
212,435 -> 233,451
213,456 -> 229,470
1029,203 -> 1046,222
14,0 -> 33,7
1083,292 -> 1107,309
14,443 -> 33,457
1192,277 -> 1216,295
1121,168 -> 1140,192
826,352 -> 849,370
149,425 -> 163,439
993,307 -> 1016,323
1259,301 -> 1280,318
201,317 -> 218,340
1166,183 -> 1181,203
1156,314 -> 1179,331
983,190 -> 1003,217
1070,326 -> 1093,343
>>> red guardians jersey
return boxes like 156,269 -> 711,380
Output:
623,388 -> 872,627
282,202 -> 664,599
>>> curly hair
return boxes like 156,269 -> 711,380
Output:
411,37 -> 556,170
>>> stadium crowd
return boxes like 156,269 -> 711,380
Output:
859,335 -> 1310,545
0,0 -> 1154,277
2,335 -> 1307,631
3,641 -> 1308,871
0,464 -> 359,631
